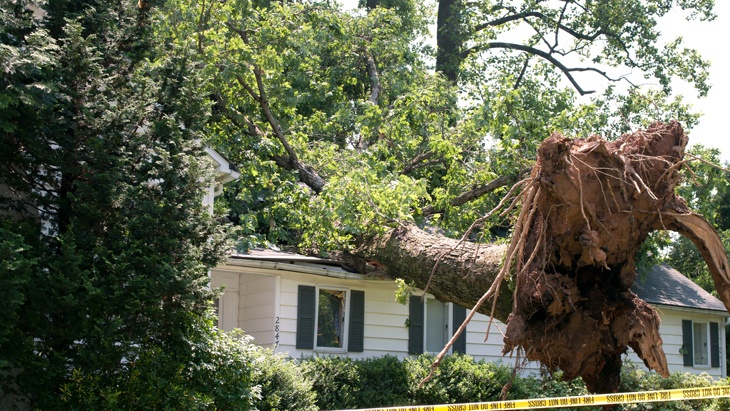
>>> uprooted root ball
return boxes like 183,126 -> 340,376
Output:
502,121 -> 730,393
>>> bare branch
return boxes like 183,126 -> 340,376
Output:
477,42 -> 595,95
475,11 -> 543,31
553,1 -> 570,51
421,173 -> 516,217
475,10 -> 607,43
513,55 -> 531,90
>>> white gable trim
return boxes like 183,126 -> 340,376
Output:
204,147 -> 241,184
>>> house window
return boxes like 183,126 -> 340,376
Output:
409,295 -> 467,355
681,319 -> 720,369
317,288 -> 346,349
425,298 -> 448,352
693,322 -> 709,366
296,285 -> 364,352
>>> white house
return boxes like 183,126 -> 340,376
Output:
211,251 -> 728,379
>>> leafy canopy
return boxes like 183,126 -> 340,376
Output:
165,0 -> 714,253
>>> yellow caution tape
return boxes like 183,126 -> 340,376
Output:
336,385 -> 730,411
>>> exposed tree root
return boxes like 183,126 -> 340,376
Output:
500,121 -> 730,393
352,121 -> 729,394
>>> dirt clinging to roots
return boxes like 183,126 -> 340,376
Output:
502,121 -> 730,393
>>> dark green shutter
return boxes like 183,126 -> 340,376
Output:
452,304 -> 467,354
296,285 -> 316,349
348,290 -> 365,352
682,320 -> 693,366
710,322 -> 720,368
408,296 -> 424,354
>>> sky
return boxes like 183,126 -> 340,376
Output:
339,1 -> 730,162
659,2 -> 730,162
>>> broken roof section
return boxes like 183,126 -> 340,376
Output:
632,264 -> 727,313
226,249 -> 383,281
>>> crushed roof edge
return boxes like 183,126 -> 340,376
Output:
225,249 -> 388,282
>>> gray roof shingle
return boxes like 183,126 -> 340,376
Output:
631,264 -> 727,313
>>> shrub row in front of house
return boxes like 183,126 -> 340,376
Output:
253,351 -> 730,411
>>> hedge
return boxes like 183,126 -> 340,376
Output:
285,354 -> 730,411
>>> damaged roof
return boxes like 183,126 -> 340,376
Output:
632,264 -> 727,313
228,251 -> 727,314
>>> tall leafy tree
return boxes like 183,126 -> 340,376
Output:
167,0 -> 723,393
427,0 -> 714,92
179,0 -> 710,298
0,0 -> 254,408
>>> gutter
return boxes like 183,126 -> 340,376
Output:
649,302 -> 729,317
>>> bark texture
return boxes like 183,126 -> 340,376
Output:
353,224 -> 512,321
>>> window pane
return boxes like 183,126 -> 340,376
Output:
426,299 -> 447,352
693,322 -> 708,366
317,289 -> 345,348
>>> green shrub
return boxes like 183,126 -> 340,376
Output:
353,355 -> 410,407
515,368 -> 599,411
299,355 -> 410,409
299,355 -> 730,411
58,324 -> 258,410
405,354 -> 516,405
301,356 -> 362,410
251,348 -> 317,411
617,361 -> 720,411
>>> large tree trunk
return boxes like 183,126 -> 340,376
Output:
352,224 -> 512,321
350,121 -> 730,394
436,0 -> 463,83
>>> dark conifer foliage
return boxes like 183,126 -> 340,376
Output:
0,1 -> 240,408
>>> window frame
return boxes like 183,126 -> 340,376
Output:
424,296 -> 449,354
409,294 -> 466,355
692,321 -> 711,368
313,285 -> 350,353
682,319 -> 721,369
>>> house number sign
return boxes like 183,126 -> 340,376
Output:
274,316 -> 280,348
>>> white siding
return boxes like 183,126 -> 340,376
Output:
213,263 -> 726,379
210,271 -> 239,332
215,265 -> 537,369
276,271 -> 410,359
239,273 -> 276,346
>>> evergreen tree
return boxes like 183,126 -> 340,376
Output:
0,1 -> 252,408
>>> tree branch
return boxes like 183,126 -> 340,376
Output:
235,74 -> 261,103
212,93 -> 327,193
476,42 -> 595,95
224,22 -> 327,193
461,6 -> 637,94
400,151 -> 436,175
421,173 -> 516,217
365,53 -> 381,105
475,10 -> 608,43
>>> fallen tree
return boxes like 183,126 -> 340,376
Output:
348,121 -> 730,393
186,1 -> 725,393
